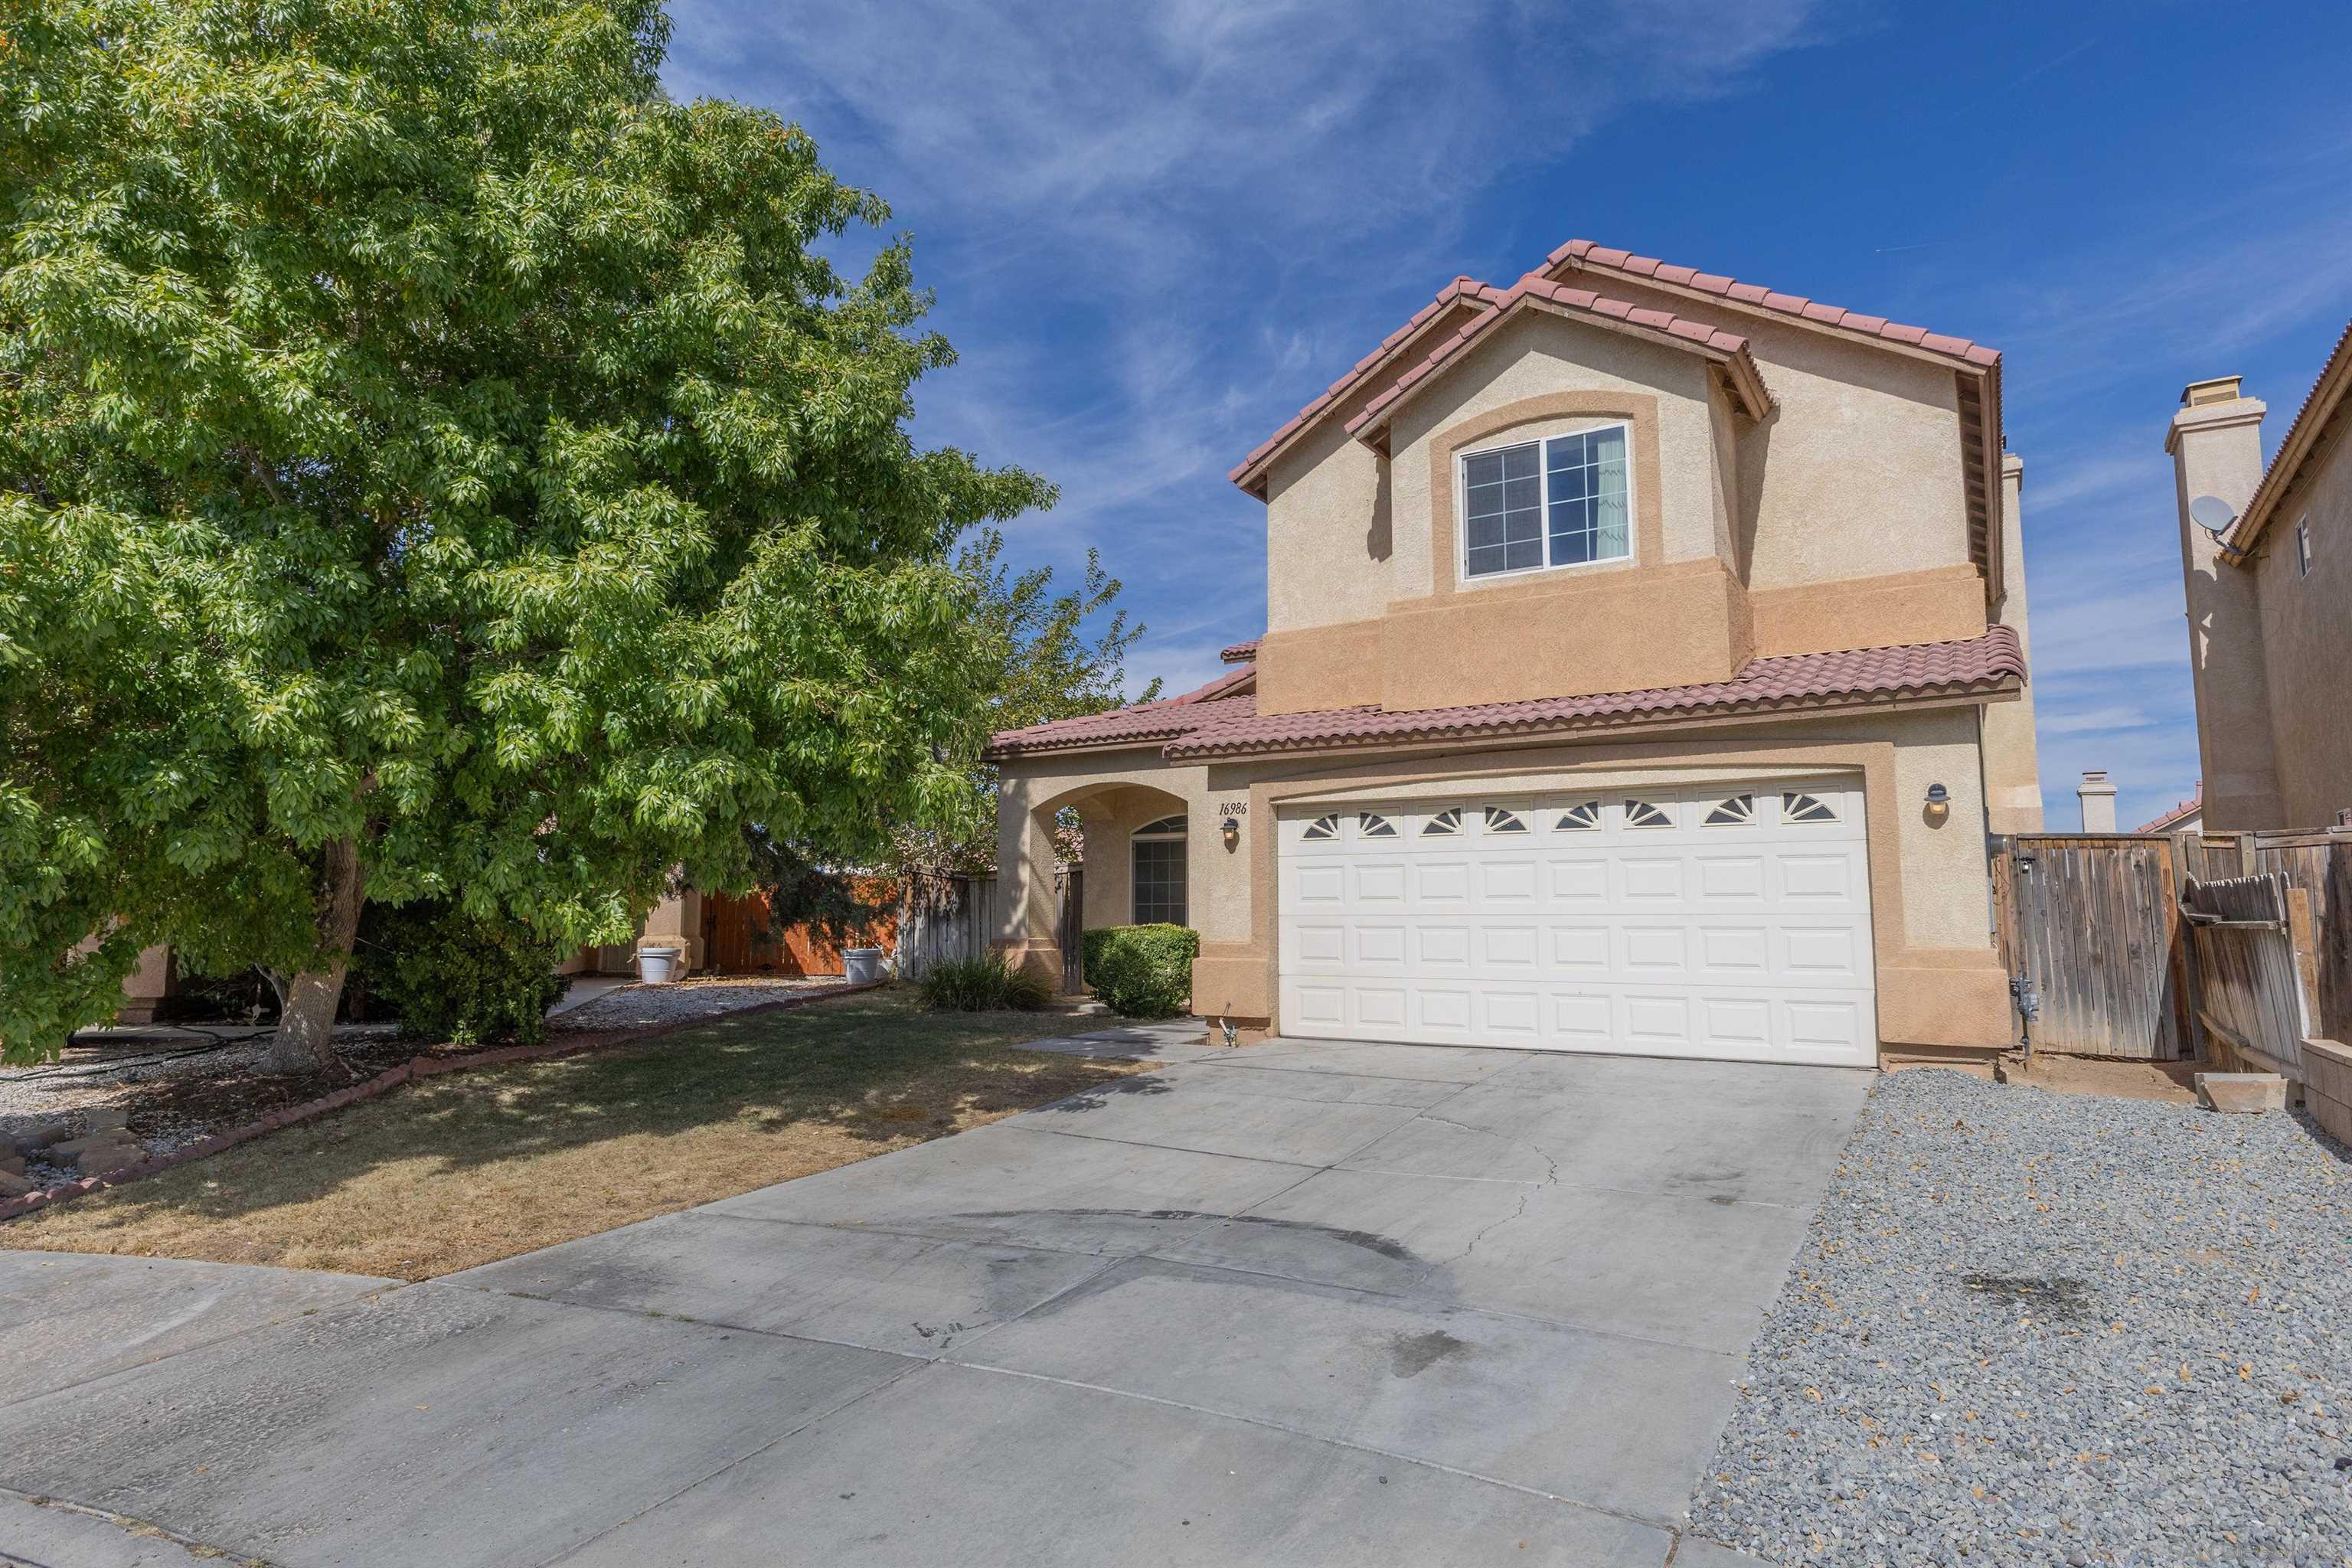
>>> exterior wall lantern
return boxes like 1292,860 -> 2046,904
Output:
1924,782 -> 1951,823
1221,815 -> 1241,851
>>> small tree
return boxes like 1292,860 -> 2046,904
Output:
890,528 -> 1160,881
0,0 -> 1048,1066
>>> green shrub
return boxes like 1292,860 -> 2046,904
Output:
916,956 -> 1054,1012
1080,924 -> 1198,1019
358,900 -> 571,1047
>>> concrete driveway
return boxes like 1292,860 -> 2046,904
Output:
0,1028 -> 1869,1566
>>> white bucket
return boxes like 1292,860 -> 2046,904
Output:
842,947 -> 884,985
637,946 -> 682,985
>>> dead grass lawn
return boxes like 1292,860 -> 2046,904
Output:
0,991 -> 1142,1279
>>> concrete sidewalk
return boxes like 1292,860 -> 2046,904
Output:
0,1034 -> 1862,1566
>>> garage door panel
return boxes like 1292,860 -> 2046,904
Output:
1415,988 -> 1475,1033
1621,992 -> 1694,1048
1354,987 -> 1407,1030
1351,862 -> 1407,906
1414,923 -> 1472,969
1549,923 -> 1612,973
1548,991 -> 1614,1044
1477,858 -> 1540,905
1479,990 -> 1543,1037
1616,856 -> 1684,903
1621,924 -> 1686,975
1351,923 -> 1406,967
1547,858 -> 1610,905
1698,995 -> 1775,1050
1292,863 -> 1347,909
1695,925 -> 1771,978
1476,923 -> 1540,972
1775,854 -> 1858,903
1291,923 -> 1345,967
1693,854 -> 1768,903
1779,924 -> 1864,980
1279,779 -> 1875,1065
1784,997 -> 1868,1054
1414,861 -> 1471,905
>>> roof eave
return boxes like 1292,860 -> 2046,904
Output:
1348,293 -> 1773,452
1163,675 -> 2024,763
2229,321 -> 2352,555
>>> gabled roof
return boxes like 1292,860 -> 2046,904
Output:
1227,242 -> 2007,606
1544,240 -> 2001,368
1344,274 -> 1772,448
1227,279 -> 1492,498
988,629 -> 2023,763
2227,317 -> 2352,559
2136,784 -> 2203,835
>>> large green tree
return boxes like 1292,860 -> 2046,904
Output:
0,0 -> 1050,1067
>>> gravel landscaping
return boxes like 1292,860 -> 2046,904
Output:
1691,1068 -> 2352,1567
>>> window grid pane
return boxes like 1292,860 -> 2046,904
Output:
1131,838 -> 1187,925
1464,443 -> 1544,577
1544,428 -> 1630,567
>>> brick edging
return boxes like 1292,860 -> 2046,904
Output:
0,981 -> 885,1223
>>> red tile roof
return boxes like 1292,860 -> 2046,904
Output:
988,629 -> 2024,763
2136,783 -> 2203,835
1545,240 -> 2002,368
1219,639 -> 1259,664
1343,275 -> 1770,443
2228,317 -> 2352,557
1230,237 -> 2003,501
984,668 -> 1258,760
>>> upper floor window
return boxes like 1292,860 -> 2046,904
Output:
2297,516 -> 2314,577
1460,425 -> 1631,580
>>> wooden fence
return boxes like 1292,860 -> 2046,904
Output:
1991,835 -> 2191,1059
1991,828 -> 2350,1068
2178,873 -> 2308,1078
893,874 -> 998,982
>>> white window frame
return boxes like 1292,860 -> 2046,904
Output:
1455,422 -> 1635,585
2296,515 -> 2313,577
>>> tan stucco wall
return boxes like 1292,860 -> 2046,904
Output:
1256,557 -> 1751,716
1981,454 -> 2044,831
1573,277 -> 1978,587
996,701 -> 2014,1055
1264,416 -> 1392,634
2247,407 -> 2352,826
2167,394 -> 2285,828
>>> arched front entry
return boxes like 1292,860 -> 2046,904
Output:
996,779 -> 1191,992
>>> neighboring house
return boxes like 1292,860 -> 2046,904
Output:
2137,783 -> 2204,837
986,239 -> 2042,1068
2166,324 -> 2352,830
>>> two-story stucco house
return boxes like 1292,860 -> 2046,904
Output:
2165,324 -> 2352,831
988,240 -> 2043,1069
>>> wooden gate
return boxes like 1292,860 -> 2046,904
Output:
1993,835 -> 2191,1059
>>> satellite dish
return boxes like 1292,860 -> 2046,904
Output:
2189,495 -> 2237,535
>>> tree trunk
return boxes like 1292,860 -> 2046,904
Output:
266,838 -> 364,1074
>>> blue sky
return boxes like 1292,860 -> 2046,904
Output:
664,2 -> 2352,834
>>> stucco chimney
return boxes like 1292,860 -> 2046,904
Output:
2077,770 -> 2118,833
2165,378 -> 2284,828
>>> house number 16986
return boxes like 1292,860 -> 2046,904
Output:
1218,802 -> 1247,817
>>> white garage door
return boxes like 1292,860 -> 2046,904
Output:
1278,781 -> 1876,1066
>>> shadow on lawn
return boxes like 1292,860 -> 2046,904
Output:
17,995 -> 1136,1230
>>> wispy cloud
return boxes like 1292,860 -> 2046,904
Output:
663,0 -> 1839,690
